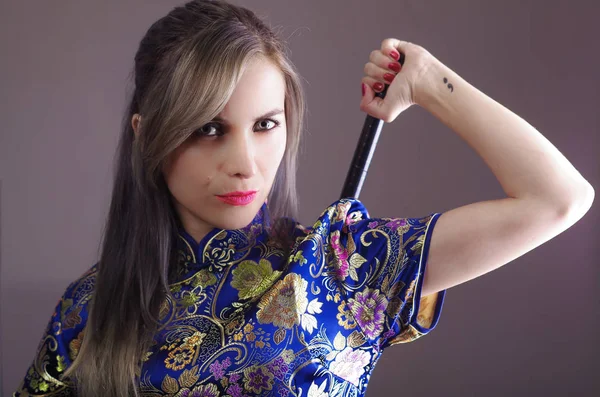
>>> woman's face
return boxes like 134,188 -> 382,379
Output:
150,57 -> 287,243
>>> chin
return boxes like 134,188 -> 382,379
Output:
218,204 -> 261,230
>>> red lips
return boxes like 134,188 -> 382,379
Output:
218,190 -> 257,197
215,190 -> 258,206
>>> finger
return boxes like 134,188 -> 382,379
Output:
368,51 -> 402,77
369,49 -> 402,68
360,77 -> 389,120
380,38 -> 412,61
364,61 -> 397,87
361,75 -> 386,94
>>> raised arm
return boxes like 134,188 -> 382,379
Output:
359,39 -> 594,297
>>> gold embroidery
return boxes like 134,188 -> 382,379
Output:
256,273 -> 308,329
159,331 -> 206,371
336,301 -> 357,330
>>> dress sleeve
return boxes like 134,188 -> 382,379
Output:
13,280 -> 83,396
323,198 -> 447,351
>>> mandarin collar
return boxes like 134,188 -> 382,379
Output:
174,202 -> 270,277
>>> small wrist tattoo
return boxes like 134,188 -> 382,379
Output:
443,77 -> 454,93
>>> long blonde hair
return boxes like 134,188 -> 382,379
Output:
61,1 -> 306,395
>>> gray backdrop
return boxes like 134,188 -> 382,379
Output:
1,0 -> 598,396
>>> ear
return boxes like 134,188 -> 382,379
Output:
132,113 -> 142,137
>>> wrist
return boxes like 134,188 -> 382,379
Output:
415,59 -> 459,112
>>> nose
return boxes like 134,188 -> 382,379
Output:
222,131 -> 257,178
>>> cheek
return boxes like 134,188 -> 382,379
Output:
164,147 -> 212,195
276,128 -> 287,157
266,132 -> 286,169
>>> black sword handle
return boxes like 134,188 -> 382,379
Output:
340,52 -> 404,199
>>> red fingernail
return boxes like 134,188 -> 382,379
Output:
390,50 -> 400,61
389,62 -> 401,73
361,83 -> 365,96
374,82 -> 384,91
383,73 -> 395,83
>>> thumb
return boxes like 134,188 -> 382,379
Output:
360,82 -> 388,120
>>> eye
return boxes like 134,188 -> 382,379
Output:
195,123 -> 222,138
194,119 -> 281,138
256,119 -> 280,131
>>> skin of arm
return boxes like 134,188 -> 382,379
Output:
417,60 -> 594,217
417,58 -> 594,297
361,39 -> 594,297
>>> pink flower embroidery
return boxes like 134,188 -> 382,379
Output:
330,231 -> 349,280
385,218 -> 406,229
347,287 -> 388,339
329,346 -> 371,386
209,357 -> 231,380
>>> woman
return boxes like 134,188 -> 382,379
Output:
13,0 -> 594,396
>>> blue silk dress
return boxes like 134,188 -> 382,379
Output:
14,197 -> 446,397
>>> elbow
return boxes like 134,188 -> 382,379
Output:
555,182 -> 595,223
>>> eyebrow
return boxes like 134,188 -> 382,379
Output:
212,108 -> 284,124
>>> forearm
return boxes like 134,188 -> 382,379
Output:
417,60 -> 594,217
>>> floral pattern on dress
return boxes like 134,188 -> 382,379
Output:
14,198 -> 446,396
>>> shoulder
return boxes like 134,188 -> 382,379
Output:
58,262 -> 98,333
290,198 -> 369,238
13,263 -> 98,396
63,262 -> 98,303
53,263 -> 98,358
319,197 -> 369,223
